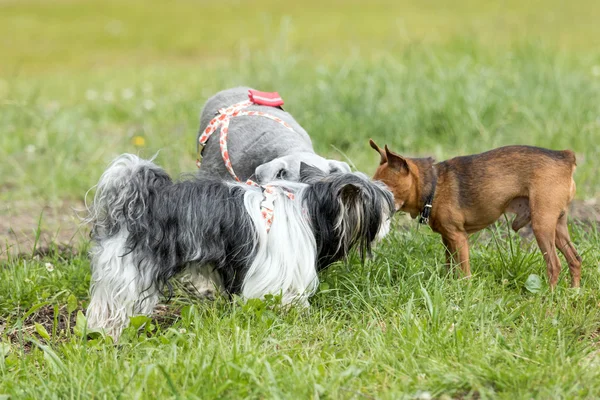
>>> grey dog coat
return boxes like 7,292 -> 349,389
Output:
196,87 -> 349,183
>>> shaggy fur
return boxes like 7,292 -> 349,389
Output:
86,155 -> 394,339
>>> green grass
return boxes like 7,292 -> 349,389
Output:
2,223 -> 600,398
2,0 -> 600,398
2,43 -> 600,202
3,0 -> 600,76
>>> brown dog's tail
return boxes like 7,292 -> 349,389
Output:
569,178 -> 576,204
563,149 -> 577,166
563,149 -> 577,203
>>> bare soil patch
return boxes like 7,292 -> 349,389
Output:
0,198 -> 597,260
569,198 -> 600,224
3,303 -> 182,351
0,199 -> 89,259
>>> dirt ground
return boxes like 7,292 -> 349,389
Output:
1,302 -> 181,349
1,198 -> 598,260
0,200 -> 88,259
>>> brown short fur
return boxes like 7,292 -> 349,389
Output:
370,140 -> 581,288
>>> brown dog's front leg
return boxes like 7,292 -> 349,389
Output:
443,232 -> 471,278
442,237 -> 453,271
531,214 -> 562,288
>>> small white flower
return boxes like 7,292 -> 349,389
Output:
121,88 -> 134,100
85,90 -> 98,101
45,262 -> 54,272
143,99 -> 155,111
179,328 -> 187,334
25,144 -> 36,154
592,65 -> 600,77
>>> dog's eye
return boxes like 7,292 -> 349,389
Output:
276,169 -> 286,179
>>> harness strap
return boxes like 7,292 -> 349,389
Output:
260,185 -> 294,233
196,90 -> 295,231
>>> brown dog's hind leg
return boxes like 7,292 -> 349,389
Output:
555,213 -> 582,287
531,212 -> 562,288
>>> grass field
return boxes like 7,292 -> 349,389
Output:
2,0 -> 600,398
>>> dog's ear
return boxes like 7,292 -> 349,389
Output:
300,162 -> 327,183
384,145 -> 410,174
328,159 -> 351,174
369,139 -> 387,165
340,182 -> 360,198
255,159 -> 286,183
339,183 -> 362,206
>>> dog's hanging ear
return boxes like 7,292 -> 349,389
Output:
384,145 -> 410,174
255,159 -> 287,183
340,183 -> 361,204
369,139 -> 387,165
299,162 -> 327,183
328,159 -> 351,174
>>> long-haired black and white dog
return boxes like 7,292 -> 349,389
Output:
86,154 -> 394,338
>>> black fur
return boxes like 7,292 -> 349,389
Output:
300,163 -> 395,269
92,165 -> 257,295
91,157 -> 393,298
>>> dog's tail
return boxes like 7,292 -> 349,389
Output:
86,154 -> 171,339
87,153 -> 172,240
561,149 -> 577,204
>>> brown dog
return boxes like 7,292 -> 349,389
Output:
369,140 -> 581,288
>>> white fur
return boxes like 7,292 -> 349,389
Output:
255,152 -> 351,183
86,154 -> 163,339
376,214 -> 392,241
241,184 -> 318,306
87,229 -> 159,338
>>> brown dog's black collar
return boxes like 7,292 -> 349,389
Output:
419,168 -> 437,225
419,194 -> 434,225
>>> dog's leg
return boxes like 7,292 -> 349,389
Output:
531,212 -> 562,288
444,232 -> 471,278
555,213 -> 582,288
442,237 -> 453,271
455,233 -> 471,278
87,233 -> 159,340
179,263 -> 225,300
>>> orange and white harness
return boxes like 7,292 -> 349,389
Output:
196,89 -> 295,232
